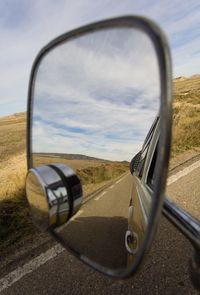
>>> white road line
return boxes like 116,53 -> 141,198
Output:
68,210 -> 84,221
1,161 -> 199,291
109,185 -> 114,189
94,191 -> 106,201
167,160 -> 200,186
75,209 -> 83,217
0,244 -> 64,293
116,179 -> 122,184
115,173 -> 128,184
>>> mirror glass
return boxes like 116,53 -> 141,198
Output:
30,26 -> 160,271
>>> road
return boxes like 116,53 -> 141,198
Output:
0,162 -> 199,294
167,161 -> 200,220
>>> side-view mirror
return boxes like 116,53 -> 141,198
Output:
129,151 -> 142,174
26,164 -> 83,230
26,16 -> 172,278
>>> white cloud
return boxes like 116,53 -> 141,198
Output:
0,0 -> 200,117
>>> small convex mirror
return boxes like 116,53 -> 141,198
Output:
26,17 -> 172,277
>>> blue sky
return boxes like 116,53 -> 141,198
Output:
0,0 -> 200,116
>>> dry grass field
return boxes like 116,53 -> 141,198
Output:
0,113 -> 27,204
0,74 -> 199,254
171,74 -> 200,156
0,112 -> 26,167
0,114 -> 33,253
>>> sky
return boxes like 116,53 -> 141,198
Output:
31,27 -> 160,160
0,0 -> 200,117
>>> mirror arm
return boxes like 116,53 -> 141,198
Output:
162,197 -> 200,289
162,198 -> 200,248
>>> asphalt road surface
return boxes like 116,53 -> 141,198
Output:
0,162 -> 199,294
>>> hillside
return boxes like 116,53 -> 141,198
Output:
0,112 -> 26,166
171,74 -> 200,156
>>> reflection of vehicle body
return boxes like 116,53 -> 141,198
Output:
126,117 -> 159,259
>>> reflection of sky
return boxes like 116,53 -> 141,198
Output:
32,27 -> 160,161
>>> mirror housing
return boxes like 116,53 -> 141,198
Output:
26,164 -> 82,231
130,151 -> 142,174
26,15 -> 172,278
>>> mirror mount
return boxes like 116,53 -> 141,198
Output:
163,198 -> 200,250
163,198 -> 200,289
190,248 -> 200,290
26,164 -> 82,231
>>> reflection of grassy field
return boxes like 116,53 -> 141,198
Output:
32,153 -> 106,170
33,153 -> 129,197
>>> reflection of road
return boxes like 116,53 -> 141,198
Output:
56,173 -> 132,269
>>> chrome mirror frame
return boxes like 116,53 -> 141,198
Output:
26,15 -> 172,278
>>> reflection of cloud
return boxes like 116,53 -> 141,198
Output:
36,28 -> 159,104
32,27 -> 160,161
33,118 -> 144,161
